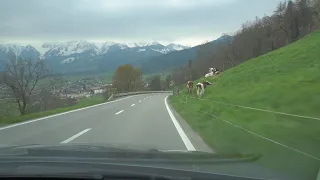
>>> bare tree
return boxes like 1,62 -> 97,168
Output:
2,57 -> 48,115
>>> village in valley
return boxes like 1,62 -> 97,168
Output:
0,75 -> 113,116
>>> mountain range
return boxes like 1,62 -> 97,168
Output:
0,41 -> 189,73
136,35 -> 233,73
0,36 -> 232,74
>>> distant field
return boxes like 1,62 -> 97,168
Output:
39,71 -> 170,87
39,72 -> 114,88
169,30 -> 320,180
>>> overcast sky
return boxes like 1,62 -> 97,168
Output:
0,0 -> 282,46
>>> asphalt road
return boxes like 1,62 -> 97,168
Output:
0,93 -> 299,179
0,93 -> 210,151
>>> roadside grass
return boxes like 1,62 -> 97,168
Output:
0,95 -> 105,125
169,30 -> 320,180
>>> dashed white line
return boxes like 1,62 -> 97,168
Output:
115,110 -> 124,115
139,100 -> 142,103
131,104 -> 135,107
60,128 -> 91,144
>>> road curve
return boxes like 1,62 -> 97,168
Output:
0,93 -> 298,179
0,93 -> 208,151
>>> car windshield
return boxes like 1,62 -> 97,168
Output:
0,0 -> 319,180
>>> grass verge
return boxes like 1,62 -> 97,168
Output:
169,30 -> 320,180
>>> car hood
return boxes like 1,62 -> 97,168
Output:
0,144 -> 292,180
0,143 -> 257,162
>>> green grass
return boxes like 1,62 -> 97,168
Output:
169,30 -> 320,180
0,95 -> 105,125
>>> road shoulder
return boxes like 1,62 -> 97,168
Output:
166,95 -> 213,153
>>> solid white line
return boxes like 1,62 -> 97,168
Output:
0,95 -> 134,131
115,110 -> 124,115
131,104 -> 135,107
164,96 -> 196,151
60,128 -> 91,144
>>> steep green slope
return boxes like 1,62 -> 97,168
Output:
170,30 -> 320,180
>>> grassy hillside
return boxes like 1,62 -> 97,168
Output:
169,30 -> 320,180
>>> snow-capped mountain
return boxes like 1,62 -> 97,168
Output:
38,40 -> 189,57
0,44 -> 39,62
43,40 -> 100,58
0,40 -> 190,73
166,43 -> 189,51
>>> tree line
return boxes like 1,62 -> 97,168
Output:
111,64 -> 173,93
172,0 -> 320,85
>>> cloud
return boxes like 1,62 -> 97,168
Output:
0,0 -> 282,46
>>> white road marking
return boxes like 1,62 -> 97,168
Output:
131,104 -> 135,107
164,96 -> 196,151
115,110 -> 124,115
0,95 -> 134,131
60,128 -> 91,144
139,100 -> 142,103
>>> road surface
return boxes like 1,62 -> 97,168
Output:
0,93 -> 210,151
0,93 -> 299,180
